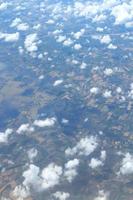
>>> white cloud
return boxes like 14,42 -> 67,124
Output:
63,38 -> 73,46
103,90 -> 112,98
53,79 -> 64,86
34,117 -> 56,128
12,185 -> 30,200
104,68 -> 113,76
111,3 -> 133,25
41,163 -> 63,189
0,32 -> 19,42
53,192 -> 70,200
90,87 -> 99,95
65,158 -> 79,169
74,44 -> 82,50
27,148 -> 38,162
16,124 -> 34,134
100,35 -> 111,44
0,2 -> 9,10
73,29 -> 85,39
65,136 -> 98,156
23,164 -> 41,190
100,150 -> 106,161
64,159 -> 79,182
80,62 -> 87,69
108,43 -> 117,49
17,23 -> 29,31
56,35 -> 66,43
10,18 -> 21,27
119,153 -> 133,175
94,190 -> 109,200
89,158 -> 103,169
24,33 -> 38,53
0,128 -> 13,143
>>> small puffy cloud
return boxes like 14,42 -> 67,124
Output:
100,150 -> 106,161
24,33 -> 38,53
96,27 -> 104,32
80,62 -> 87,69
46,19 -> 55,24
90,87 -> 99,95
74,43 -> 82,50
65,136 -> 98,156
27,148 -> 38,162
116,87 -> 122,93
17,23 -> 29,31
33,117 -> 56,128
94,190 -> 109,200
100,35 -> 111,44
119,153 -> 133,175
53,79 -> 64,86
65,158 -> 79,169
0,32 -> 19,42
0,2 -> 9,10
103,90 -> 112,98
64,159 -> 79,182
63,38 -> 73,46
108,43 -> 117,49
53,191 -> 70,200
16,123 -> 34,134
10,18 -> 21,27
12,185 -> 30,200
104,68 -> 113,76
89,158 -> 103,169
41,163 -> 63,189
56,35 -> 66,43
0,128 -> 13,143
89,150 -> 106,169
73,29 -> 85,39
93,14 -> 107,22
23,164 -> 41,189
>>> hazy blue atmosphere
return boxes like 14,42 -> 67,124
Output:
0,0 -> 133,200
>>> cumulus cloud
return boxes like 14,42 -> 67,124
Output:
89,150 -> 106,169
53,191 -> 70,200
23,164 -> 41,189
41,163 -> 63,189
103,90 -> 112,98
94,190 -> 109,200
17,23 -> 29,31
33,117 -> 56,128
53,79 -> 64,86
0,128 -> 13,143
16,123 -> 34,134
104,68 -> 113,76
119,153 -> 133,175
111,3 -> 133,25
63,38 -> 73,46
100,35 -> 111,44
73,29 -> 85,39
12,185 -> 30,200
0,32 -> 19,42
27,148 -> 38,162
64,158 -> 79,182
90,87 -> 99,95
65,136 -> 98,157
0,2 -> 9,10
108,43 -> 117,49
21,163 -> 63,193
24,33 -> 38,53
89,158 -> 103,169
73,43 -> 82,50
